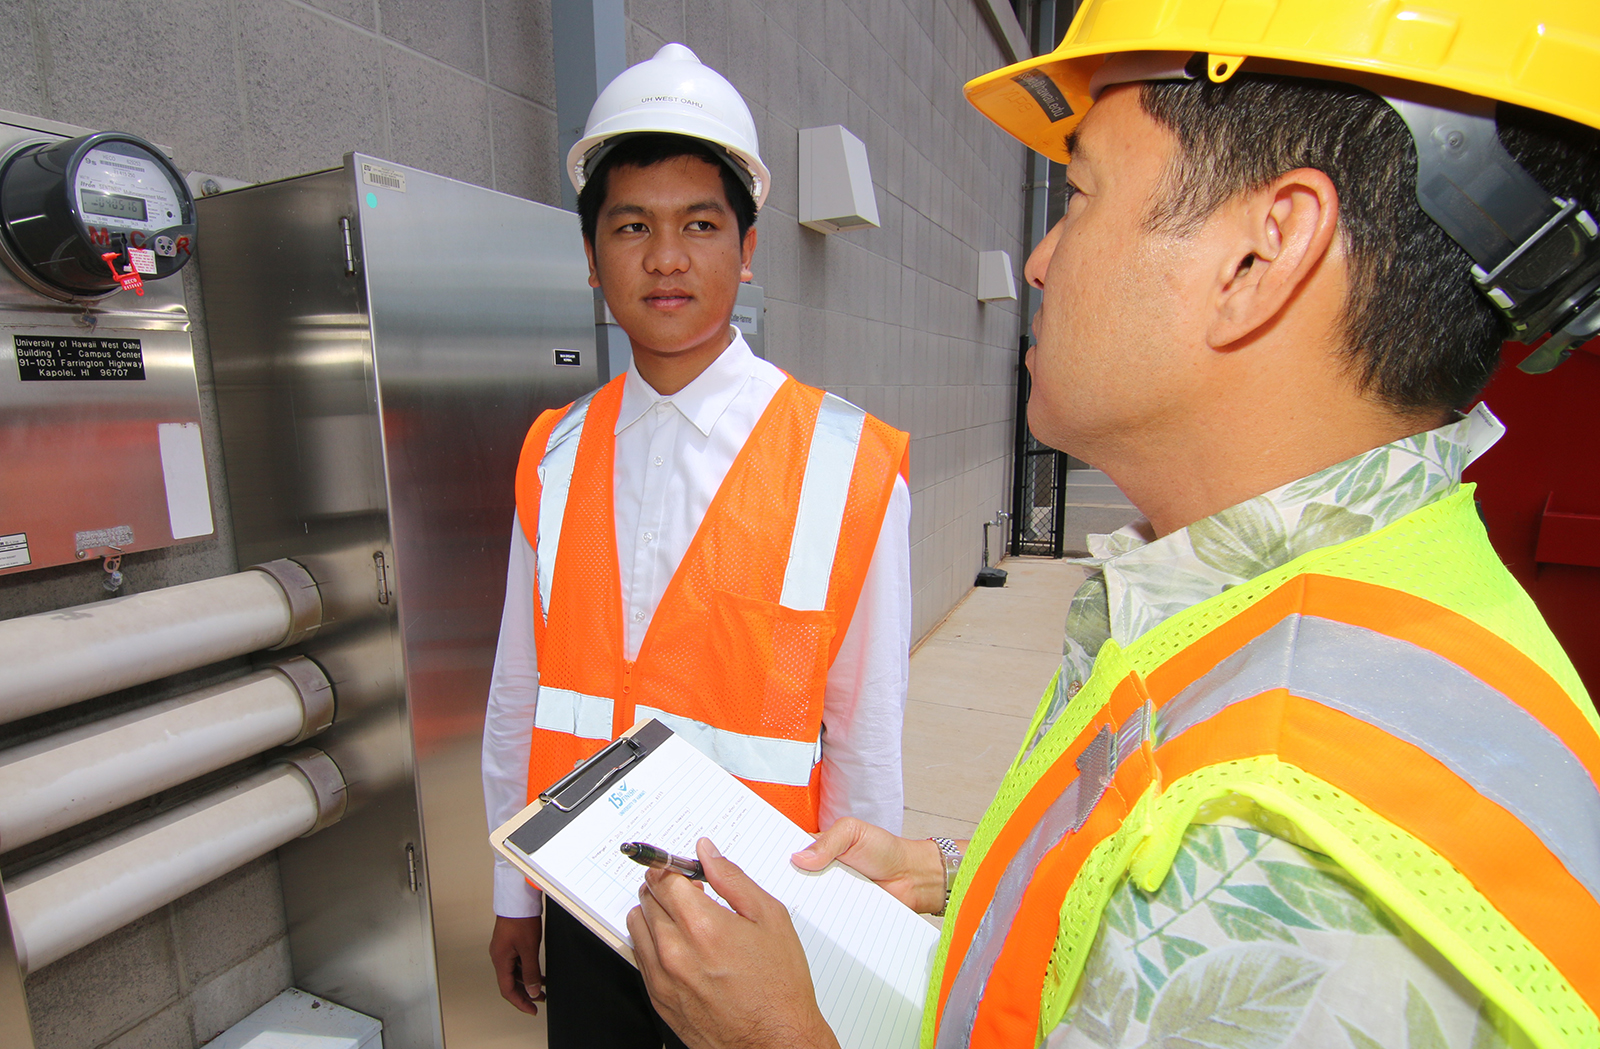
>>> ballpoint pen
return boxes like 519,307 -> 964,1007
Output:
620,841 -> 706,880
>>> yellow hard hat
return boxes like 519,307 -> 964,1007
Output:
965,0 -> 1600,164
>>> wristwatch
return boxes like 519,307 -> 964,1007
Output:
930,837 -> 963,916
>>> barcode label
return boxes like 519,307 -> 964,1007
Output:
361,162 -> 407,193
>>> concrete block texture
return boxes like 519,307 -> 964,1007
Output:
25,912 -> 180,1049
383,44 -> 492,188
100,1005 -> 192,1049
171,858 -> 287,986
378,0 -> 485,76
31,0 -> 248,178
486,0 -> 555,102
296,0 -> 375,26
491,91 -> 561,206
683,0 -> 730,71
633,0 -> 686,44
237,1 -> 387,181
188,939 -> 293,1045
0,0 -> 46,118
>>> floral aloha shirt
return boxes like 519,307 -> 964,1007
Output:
1037,404 -> 1537,1049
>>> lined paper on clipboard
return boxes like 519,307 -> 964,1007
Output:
492,720 -> 938,1049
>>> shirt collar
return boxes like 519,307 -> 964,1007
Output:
1074,401 -> 1506,649
616,328 -> 756,438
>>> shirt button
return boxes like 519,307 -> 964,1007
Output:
653,456 -> 664,467
642,532 -> 654,544
633,609 -> 646,622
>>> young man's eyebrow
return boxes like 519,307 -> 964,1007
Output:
602,199 -> 728,219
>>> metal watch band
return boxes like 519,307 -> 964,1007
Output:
930,836 -> 963,916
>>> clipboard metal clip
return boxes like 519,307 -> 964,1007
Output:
539,735 -> 645,812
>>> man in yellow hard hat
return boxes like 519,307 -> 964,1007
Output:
620,3 -> 1600,1047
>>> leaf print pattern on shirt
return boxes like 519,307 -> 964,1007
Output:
1144,948 -> 1326,1049
1051,825 -> 1524,1049
1060,409 -> 1485,659
1335,984 -> 1521,1049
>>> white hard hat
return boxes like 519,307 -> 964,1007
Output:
567,43 -> 770,211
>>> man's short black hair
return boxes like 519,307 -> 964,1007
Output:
1136,75 -> 1600,413
576,132 -> 758,245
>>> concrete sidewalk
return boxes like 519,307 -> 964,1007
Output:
901,557 -> 1087,841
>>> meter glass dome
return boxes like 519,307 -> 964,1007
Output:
0,131 -> 196,299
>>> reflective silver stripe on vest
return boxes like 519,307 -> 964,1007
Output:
633,705 -> 822,787
780,394 -> 867,611
535,389 -> 598,622
935,705 -> 1153,1049
533,685 -> 615,741
1156,614 -> 1600,903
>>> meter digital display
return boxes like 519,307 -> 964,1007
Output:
80,189 -> 148,222
0,131 -> 195,299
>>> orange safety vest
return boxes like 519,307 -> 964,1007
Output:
513,373 -> 909,830
925,488 -> 1600,1049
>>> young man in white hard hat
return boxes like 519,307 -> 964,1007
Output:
481,43 -> 912,1049
620,4 -> 1600,1047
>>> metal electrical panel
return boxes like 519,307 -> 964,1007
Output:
197,155 -> 597,1048
0,113 -> 208,578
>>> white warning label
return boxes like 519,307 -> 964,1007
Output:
0,532 -> 30,570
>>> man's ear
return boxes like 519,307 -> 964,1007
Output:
739,226 -> 758,283
1207,167 -> 1339,349
583,237 -> 601,290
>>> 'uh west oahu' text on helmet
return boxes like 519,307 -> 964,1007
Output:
567,43 -> 772,212
965,0 -> 1600,373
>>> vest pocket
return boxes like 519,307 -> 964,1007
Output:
707,589 -> 837,738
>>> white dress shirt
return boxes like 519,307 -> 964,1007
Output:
483,331 -> 912,917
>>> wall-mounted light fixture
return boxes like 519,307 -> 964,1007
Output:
977,250 -> 1017,301
798,125 -> 880,234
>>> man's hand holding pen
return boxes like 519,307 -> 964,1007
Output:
628,822 -> 955,1048
628,837 -> 840,1049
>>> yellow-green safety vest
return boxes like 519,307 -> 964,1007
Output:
923,486 -> 1600,1049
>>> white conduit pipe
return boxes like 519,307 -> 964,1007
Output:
5,751 -> 346,974
0,559 -> 322,726
0,658 -> 334,852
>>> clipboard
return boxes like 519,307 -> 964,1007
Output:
489,719 -> 669,964
490,719 -> 939,1048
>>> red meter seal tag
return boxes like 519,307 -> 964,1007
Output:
101,251 -> 145,296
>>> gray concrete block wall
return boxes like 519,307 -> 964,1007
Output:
627,0 -> 1029,640
0,0 -> 562,205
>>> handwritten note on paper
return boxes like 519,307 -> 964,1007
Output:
501,731 -> 939,1049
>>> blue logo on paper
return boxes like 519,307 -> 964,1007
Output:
608,780 -> 641,811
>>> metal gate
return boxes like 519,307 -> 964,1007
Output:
1009,336 -> 1069,556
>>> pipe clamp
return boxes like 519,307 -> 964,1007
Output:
281,748 -> 348,835
249,559 -> 324,649
269,656 -> 335,743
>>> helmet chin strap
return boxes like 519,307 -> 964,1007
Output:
1382,95 -> 1600,374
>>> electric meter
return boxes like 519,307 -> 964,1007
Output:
0,131 -> 195,300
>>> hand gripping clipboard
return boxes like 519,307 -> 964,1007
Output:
492,718 -> 941,1046
489,719 -> 671,965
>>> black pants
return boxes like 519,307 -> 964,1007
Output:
544,900 -> 689,1049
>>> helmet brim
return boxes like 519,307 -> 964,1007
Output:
966,5 -> 1600,163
